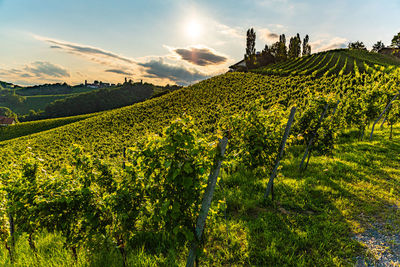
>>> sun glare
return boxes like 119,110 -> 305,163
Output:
185,20 -> 202,39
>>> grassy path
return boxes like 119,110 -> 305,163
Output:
206,125 -> 400,266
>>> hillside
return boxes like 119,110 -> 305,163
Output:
0,89 -> 89,116
1,51 -> 399,165
15,83 -> 96,96
1,49 -> 399,265
20,82 -> 180,121
0,113 -> 99,142
251,49 -> 400,77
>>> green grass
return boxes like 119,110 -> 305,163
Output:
0,113 -> 100,142
1,126 -> 399,266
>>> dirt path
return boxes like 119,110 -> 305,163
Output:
355,205 -> 400,266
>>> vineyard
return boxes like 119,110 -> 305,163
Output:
0,50 -> 400,265
251,49 -> 400,77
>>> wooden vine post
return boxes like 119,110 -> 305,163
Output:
122,147 -> 126,169
186,137 -> 228,267
264,107 -> 296,200
304,100 -> 340,169
6,193 -> 15,263
299,103 -> 329,171
332,100 -> 340,116
370,90 -> 400,140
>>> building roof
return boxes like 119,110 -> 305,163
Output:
229,59 -> 246,69
0,116 -> 16,125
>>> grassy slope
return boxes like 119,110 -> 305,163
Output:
0,112 -> 100,142
0,73 -> 338,168
1,126 -> 399,266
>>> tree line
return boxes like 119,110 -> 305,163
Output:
244,29 -> 400,70
244,28 -> 312,69
346,31 -> 400,52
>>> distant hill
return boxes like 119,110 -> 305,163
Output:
251,49 -> 400,77
21,82 -> 180,121
15,83 -> 96,96
0,81 -> 96,116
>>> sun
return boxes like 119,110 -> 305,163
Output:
185,19 -> 202,39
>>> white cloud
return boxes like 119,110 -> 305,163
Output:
310,37 -> 348,53
258,28 -> 280,44
216,23 -> 244,40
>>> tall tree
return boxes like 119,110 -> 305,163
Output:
245,28 -> 257,69
288,33 -> 302,58
302,34 -> 311,56
274,34 -> 288,61
372,41 -> 385,52
348,41 -> 367,50
259,44 -> 276,66
392,32 -> 400,48
245,28 -> 256,58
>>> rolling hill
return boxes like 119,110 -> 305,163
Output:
1,50 -> 399,166
1,49 -> 400,266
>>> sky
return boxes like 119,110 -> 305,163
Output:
0,0 -> 399,86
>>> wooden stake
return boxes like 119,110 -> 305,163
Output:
186,137 -> 228,267
264,107 -> 296,200
299,103 -> 329,171
370,91 -> 400,140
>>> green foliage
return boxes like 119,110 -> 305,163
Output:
0,106 -> 17,120
252,49 -> 400,77
293,95 -> 339,155
391,32 -> 400,48
372,41 -> 385,52
387,99 -> 400,126
24,83 -> 155,120
288,33 -> 302,59
220,101 -> 287,172
270,34 -> 288,62
1,48 -> 400,266
348,41 -> 367,50
129,117 -> 214,242
0,113 -> 96,142
302,34 -> 311,56
245,28 -> 256,58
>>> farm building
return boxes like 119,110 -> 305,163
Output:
0,116 -> 16,126
229,59 -> 247,72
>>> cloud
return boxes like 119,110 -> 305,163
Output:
138,58 -> 209,85
25,61 -> 70,78
48,40 -> 134,63
30,34 -> 220,86
20,73 -> 34,78
105,69 -> 133,75
173,46 -> 228,66
34,35 -> 135,67
311,37 -> 347,53
0,61 -> 70,82
259,28 -> 280,44
216,23 -> 243,39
